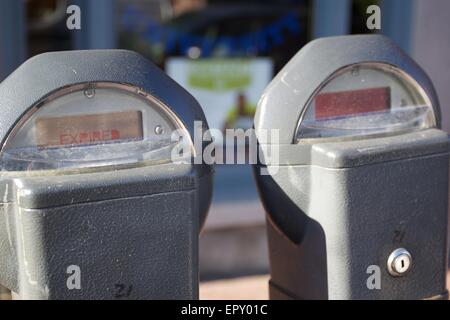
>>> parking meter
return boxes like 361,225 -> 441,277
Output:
0,50 -> 213,299
254,35 -> 449,300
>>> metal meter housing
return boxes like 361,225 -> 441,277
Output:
254,35 -> 449,300
0,50 -> 213,299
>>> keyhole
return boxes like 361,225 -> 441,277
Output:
388,248 -> 412,276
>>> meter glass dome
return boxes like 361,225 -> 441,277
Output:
0,83 -> 188,172
296,63 -> 436,142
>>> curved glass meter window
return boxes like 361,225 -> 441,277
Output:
0,83 -> 190,173
296,63 -> 436,142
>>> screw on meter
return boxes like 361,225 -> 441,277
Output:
0,50 -> 213,300
253,35 -> 449,300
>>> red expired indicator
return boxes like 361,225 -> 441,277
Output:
35,111 -> 144,148
315,87 -> 391,120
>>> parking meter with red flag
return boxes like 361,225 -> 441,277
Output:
254,35 -> 449,300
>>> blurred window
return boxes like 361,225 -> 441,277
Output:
118,0 -> 311,70
27,0 -> 71,55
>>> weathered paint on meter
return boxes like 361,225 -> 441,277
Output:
0,50 -> 213,299
254,35 -> 449,300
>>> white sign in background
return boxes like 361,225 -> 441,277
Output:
166,58 -> 273,137
167,58 -> 274,230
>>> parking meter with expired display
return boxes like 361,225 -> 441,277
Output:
0,50 -> 213,299
254,35 -> 449,300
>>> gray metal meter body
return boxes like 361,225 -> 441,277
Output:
0,50 -> 213,299
254,35 -> 449,300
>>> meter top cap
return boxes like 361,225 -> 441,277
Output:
0,50 -> 208,173
254,35 -> 442,147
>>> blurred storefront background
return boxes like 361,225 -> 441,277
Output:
1,0 -> 449,281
